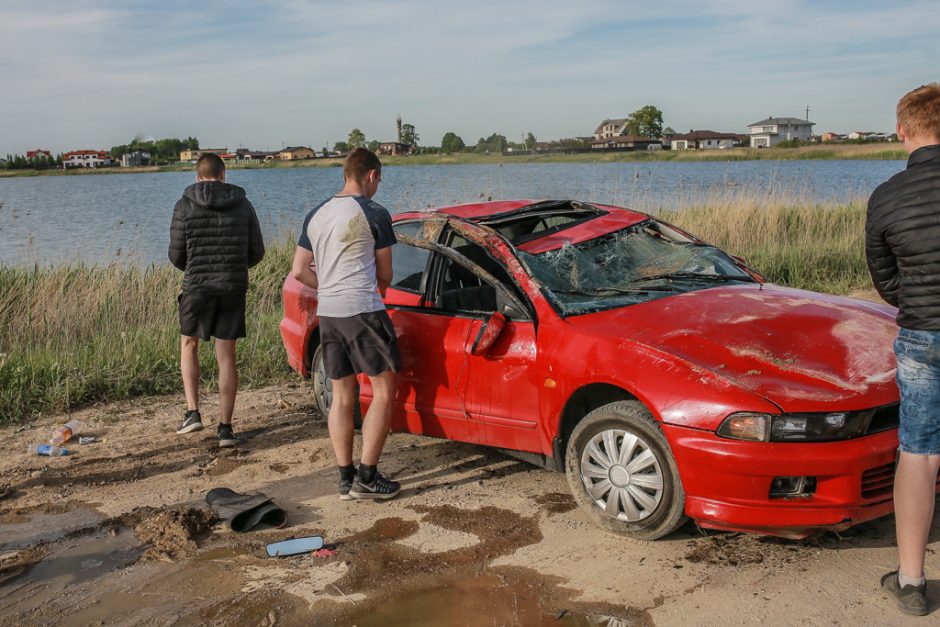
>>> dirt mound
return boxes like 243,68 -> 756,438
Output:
685,533 -> 808,567
127,506 -> 216,561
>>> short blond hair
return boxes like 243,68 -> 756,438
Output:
897,83 -> 940,141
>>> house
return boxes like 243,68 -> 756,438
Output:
120,150 -> 151,167
278,146 -> 315,160
179,148 -> 227,162
669,130 -> 742,150
63,150 -> 113,168
377,142 -> 411,156
820,132 -> 845,142
26,149 -> 52,160
593,118 -> 628,140
590,135 -> 661,150
747,117 -> 814,148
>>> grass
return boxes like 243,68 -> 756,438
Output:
0,193 -> 876,424
0,142 -> 905,179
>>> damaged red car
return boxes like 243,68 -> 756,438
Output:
281,199 -> 915,540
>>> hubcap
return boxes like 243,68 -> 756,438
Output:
579,429 -> 664,522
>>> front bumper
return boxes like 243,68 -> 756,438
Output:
661,424 -> 927,538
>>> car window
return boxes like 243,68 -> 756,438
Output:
390,222 -> 433,293
433,236 -> 529,319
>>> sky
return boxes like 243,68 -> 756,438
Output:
2,0 -> 938,155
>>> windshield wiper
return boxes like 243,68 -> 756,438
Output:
553,285 -> 675,296
630,272 -> 748,284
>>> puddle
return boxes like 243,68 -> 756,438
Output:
0,527 -> 144,618
343,574 -> 650,627
0,506 -> 104,550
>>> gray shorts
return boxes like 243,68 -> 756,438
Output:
319,310 -> 401,379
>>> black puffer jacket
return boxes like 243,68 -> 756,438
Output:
168,181 -> 265,294
866,144 -> 940,329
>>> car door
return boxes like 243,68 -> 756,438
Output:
431,229 -> 544,454
376,218 -> 482,443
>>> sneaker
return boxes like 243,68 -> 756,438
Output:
176,410 -> 203,434
217,424 -> 237,448
881,570 -> 928,616
339,469 -> 357,501
349,471 -> 401,500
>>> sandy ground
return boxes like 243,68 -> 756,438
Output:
0,381 -> 937,626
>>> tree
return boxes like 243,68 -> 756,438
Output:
333,141 -> 349,153
475,133 -> 508,153
663,126 -> 676,136
625,105 -> 664,139
348,128 -> 366,149
525,132 -> 537,149
368,140 -> 380,152
400,123 -> 418,147
441,132 -> 465,153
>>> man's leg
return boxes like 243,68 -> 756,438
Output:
180,335 -> 200,410
895,452 -> 940,580
328,375 -> 359,466
215,339 -> 238,426
360,370 -> 396,465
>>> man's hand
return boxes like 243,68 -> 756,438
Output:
291,246 -> 319,289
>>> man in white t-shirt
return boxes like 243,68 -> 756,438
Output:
291,148 -> 401,500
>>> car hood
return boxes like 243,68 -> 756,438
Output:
566,284 -> 899,412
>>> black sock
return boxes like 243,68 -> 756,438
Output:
358,464 -> 376,484
339,464 -> 357,481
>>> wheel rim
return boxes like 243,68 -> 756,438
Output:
579,428 -> 664,522
314,350 -> 333,413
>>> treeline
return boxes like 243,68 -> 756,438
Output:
3,153 -> 63,170
110,136 -> 200,165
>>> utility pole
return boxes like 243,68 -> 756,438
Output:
805,105 -> 810,121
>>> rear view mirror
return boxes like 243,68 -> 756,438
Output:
469,312 -> 506,356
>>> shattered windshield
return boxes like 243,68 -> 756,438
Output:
518,220 -> 753,316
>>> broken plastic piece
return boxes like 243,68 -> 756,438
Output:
266,536 -> 324,557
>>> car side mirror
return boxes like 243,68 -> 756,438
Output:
469,311 -> 506,356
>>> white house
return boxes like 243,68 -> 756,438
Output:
670,130 -> 742,150
120,150 -> 151,167
747,117 -> 814,148
593,118 -> 628,140
63,150 -> 113,168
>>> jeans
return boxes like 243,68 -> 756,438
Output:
894,327 -> 940,455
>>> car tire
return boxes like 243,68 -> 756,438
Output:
311,342 -> 362,426
565,401 -> 686,540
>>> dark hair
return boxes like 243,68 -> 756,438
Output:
897,83 -> 940,141
343,148 -> 382,184
196,152 -> 225,179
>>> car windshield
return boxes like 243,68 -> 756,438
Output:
518,220 -> 753,316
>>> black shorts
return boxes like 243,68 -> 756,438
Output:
178,291 -> 247,341
319,310 -> 401,379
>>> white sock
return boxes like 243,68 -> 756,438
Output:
898,571 -> 926,588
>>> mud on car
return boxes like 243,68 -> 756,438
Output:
280,199 -> 927,540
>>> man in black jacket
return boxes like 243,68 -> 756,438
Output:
168,153 -> 265,447
866,83 -> 940,616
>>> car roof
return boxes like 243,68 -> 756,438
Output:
394,200 -> 651,252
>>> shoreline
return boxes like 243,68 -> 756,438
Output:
0,143 -> 906,178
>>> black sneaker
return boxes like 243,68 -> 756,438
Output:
881,570 -> 928,616
339,468 -> 358,501
176,410 -> 203,434
217,424 -> 237,448
349,471 -> 401,500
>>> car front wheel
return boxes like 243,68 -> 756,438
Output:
565,401 -> 686,540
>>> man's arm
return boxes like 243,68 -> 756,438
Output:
291,246 -> 318,289
865,198 -> 899,307
168,200 -> 187,271
375,246 -> 392,297
247,204 -> 265,268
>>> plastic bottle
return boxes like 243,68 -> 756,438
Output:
28,443 -> 70,457
49,420 -> 81,446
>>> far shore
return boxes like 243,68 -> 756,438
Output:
0,142 -> 906,179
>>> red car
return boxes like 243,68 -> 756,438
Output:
280,199 -> 911,540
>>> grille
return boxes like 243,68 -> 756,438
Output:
865,404 -> 900,435
861,463 -> 894,499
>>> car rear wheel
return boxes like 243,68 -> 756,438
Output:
311,342 -> 361,425
565,401 -> 686,540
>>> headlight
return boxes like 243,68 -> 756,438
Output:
718,410 -> 874,442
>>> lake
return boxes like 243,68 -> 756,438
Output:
0,159 -> 905,267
